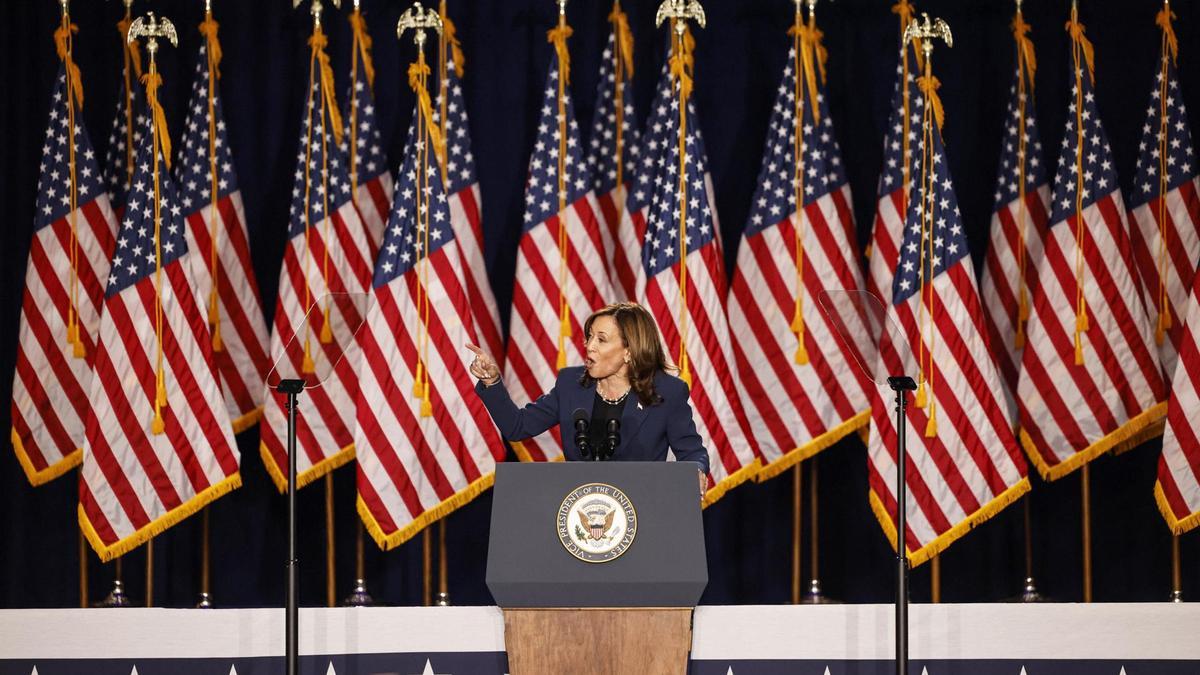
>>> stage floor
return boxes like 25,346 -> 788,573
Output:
1,603 -> 1198,674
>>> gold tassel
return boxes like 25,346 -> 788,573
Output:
924,403 -> 938,438
348,10 -> 375,88
1014,323 -> 1026,350
319,304 -> 333,344
1074,331 -> 1084,366
141,72 -> 172,170
679,350 -> 692,388
918,74 -> 945,131
556,335 -> 568,370
441,6 -> 467,76
151,409 -> 165,436
546,24 -> 574,86
915,381 -> 927,408
794,342 -> 809,366
308,29 -> 345,147
302,341 -> 316,375
1011,12 -> 1037,90
67,323 -> 79,346
73,337 -> 86,359
420,382 -> 433,418
1156,5 -> 1178,65
413,361 -> 425,399
156,369 -> 167,407
199,16 -> 222,76
1065,11 -> 1095,83
211,322 -> 223,353
54,21 -> 84,108
608,2 -> 634,80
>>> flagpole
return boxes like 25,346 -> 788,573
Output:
1170,535 -> 1182,602
792,464 -> 801,604
1082,463 -> 1092,602
79,527 -> 88,608
437,521 -> 450,605
145,538 -> 154,607
397,3 -> 446,610
325,473 -> 336,607
197,507 -> 213,607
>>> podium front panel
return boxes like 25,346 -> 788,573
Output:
486,461 -> 707,607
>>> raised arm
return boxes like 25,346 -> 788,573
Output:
469,343 -> 560,441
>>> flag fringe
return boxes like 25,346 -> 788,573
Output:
229,405 -> 264,435
259,440 -> 355,494
702,457 -> 762,509
1020,401 -> 1167,481
869,476 -> 1030,569
359,472 -> 496,551
79,472 -> 242,562
509,440 -> 567,463
1154,480 -> 1200,536
10,428 -> 81,486
754,408 -> 871,482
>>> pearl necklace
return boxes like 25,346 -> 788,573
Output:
598,385 -> 631,406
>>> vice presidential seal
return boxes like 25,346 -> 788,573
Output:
557,483 -> 637,563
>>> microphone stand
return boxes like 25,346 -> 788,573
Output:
887,375 -> 916,675
277,378 -> 305,675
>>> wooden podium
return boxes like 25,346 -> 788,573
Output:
486,462 -> 707,675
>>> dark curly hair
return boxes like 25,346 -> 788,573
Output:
578,302 -> 667,407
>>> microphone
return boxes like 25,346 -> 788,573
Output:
601,418 -> 620,461
573,408 -> 592,460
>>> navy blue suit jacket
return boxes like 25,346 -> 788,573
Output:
475,366 -> 710,474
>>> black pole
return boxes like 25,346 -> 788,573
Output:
279,379 -> 305,675
887,375 -> 916,675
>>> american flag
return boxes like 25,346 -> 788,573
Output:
259,51 -> 375,491
867,104 -> 1029,565
176,27 -> 271,434
354,111 -> 506,550
502,60 -> 615,463
979,18 -> 1050,415
1126,33 -> 1200,380
343,8 -> 394,250
586,19 -> 641,302
728,36 -> 870,481
79,116 -> 240,561
433,56 -> 505,371
1156,270 -> 1200,535
1016,19 -> 1167,481
640,87 -> 760,503
866,39 -> 924,305
11,65 -> 117,485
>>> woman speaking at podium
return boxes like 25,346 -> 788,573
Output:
467,302 -> 709,491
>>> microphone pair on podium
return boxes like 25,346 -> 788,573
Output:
572,409 -> 619,461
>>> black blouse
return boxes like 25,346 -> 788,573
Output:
586,391 -> 624,459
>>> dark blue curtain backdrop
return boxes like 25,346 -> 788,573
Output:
2,0 -> 1199,609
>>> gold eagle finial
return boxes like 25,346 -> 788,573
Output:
903,12 -> 952,58
655,0 -> 706,36
397,1 -> 443,50
127,11 -> 178,55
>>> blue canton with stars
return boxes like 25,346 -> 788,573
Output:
176,42 -> 239,217
287,81 -> 356,239
744,47 -> 847,238
891,122 -> 969,306
1048,60 -> 1121,225
586,32 -> 641,197
104,77 -> 149,212
1128,56 -> 1197,209
35,67 -> 106,232
373,111 -> 454,289
877,42 -> 925,201
642,95 -> 717,278
105,121 -> 188,298
432,59 -> 478,196
627,62 -> 674,216
521,62 -> 592,232
341,59 -> 388,186
992,66 -> 1048,211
